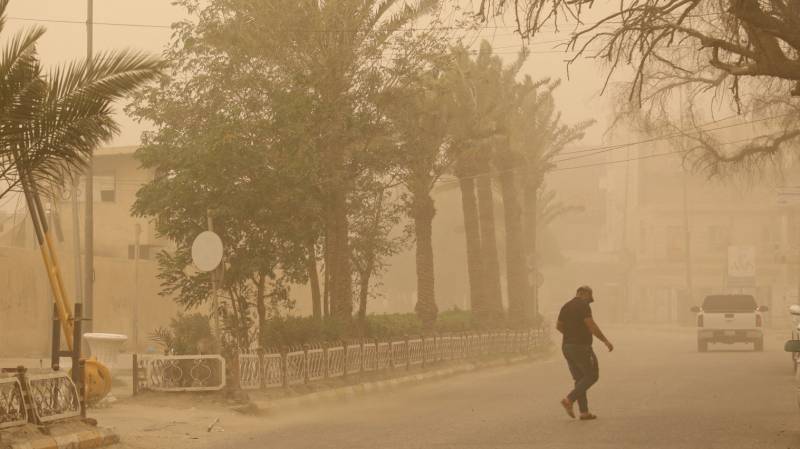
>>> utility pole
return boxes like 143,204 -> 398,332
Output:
682,173 -> 694,303
83,0 -> 94,335
796,211 -> 800,307
132,224 -> 141,350
680,87 -> 694,319
71,179 -> 82,304
207,210 -> 221,337
621,147 -> 632,322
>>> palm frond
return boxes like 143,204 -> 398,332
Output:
0,45 -> 162,196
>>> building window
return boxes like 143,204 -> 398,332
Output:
128,244 -> 160,260
72,175 -> 116,203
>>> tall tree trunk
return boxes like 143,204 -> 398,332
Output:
307,238 -> 322,321
498,171 -> 528,327
323,230 -> 330,318
255,274 -> 268,348
412,184 -> 438,330
476,171 -> 504,323
523,181 -> 541,324
458,175 -> 488,326
329,187 -> 353,318
357,270 -> 370,324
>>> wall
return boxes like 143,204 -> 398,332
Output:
0,246 -> 179,358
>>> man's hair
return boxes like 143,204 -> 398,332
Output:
576,285 -> 592,295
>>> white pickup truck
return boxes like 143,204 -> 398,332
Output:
789,305 -> 800,371
691,294 -> 768,352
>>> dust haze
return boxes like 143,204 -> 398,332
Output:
0,1 -> 799,448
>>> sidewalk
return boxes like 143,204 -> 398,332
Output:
95,353 -> 548,449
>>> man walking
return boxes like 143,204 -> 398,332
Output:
557,285 -> 613,420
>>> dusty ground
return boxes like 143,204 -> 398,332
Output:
100,326 -> 800,449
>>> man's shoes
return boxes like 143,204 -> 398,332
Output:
560,398 -> 575,418
579,413 -> 597,421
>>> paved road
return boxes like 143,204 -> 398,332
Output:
196,327 -> 800,449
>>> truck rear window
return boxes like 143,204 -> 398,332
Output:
702,295 -> 757,312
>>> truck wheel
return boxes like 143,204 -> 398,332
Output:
698,340 -> 708,352
754,339 -> 764,352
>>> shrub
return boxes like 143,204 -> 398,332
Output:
149,313 -> 217,355
259,310 -> 483,348
436,308 -> 473,333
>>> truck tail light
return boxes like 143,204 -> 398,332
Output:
756,314 -> 762,328
697,314 -> 704,327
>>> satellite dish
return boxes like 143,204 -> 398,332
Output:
191,231 -> 223,272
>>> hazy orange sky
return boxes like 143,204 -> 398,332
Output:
7,0 -> 612,147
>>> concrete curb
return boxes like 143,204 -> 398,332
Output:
253,354 -> 538,414
8,427 -> 118,449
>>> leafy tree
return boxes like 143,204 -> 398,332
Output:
350,186 -> 407,326
128,1 -> 311,354
210,0 -> 441,319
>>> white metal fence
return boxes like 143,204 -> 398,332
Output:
133,328 -> 548,393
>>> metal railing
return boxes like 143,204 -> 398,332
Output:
135,354 -> 226,392
0,368 -> 82,429
132,328 -> 548,395
0,377 -> 27,429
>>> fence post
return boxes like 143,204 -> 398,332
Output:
374,338 -> 380,371
343,341 -> 349,379
281,347 -> 288,389
360,340 -> 365,373
323,342 -> 329,379
302,344 -> 310,384
421,335 -> 426,369
405,335 -> 411,370
257,348 -> 265,390
51,304 -> 61,371
77,359 -> 87,418
132,353 -> 139,396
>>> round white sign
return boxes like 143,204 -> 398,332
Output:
191,231 -> 223,272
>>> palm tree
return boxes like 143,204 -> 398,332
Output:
442,41 -> 525,327
386,68 -> 452,330
0,0 -> 162,198
0,0 -> 160,390
494,77 -> 543,326
512,81 -> 592,322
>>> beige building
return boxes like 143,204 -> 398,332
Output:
602,130 -> 799,327
0,146 -> 178,357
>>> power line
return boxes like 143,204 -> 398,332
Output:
552,113 -> 793,163
6,11 -> 725,34
551,133 -> 773,172
7,16 -> 172,29
551,148 -> 687,172
434,127 -> 796,185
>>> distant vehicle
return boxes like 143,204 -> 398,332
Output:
690,294 -> 768,352
784,339 -> 800,409
789,305 -> 800,371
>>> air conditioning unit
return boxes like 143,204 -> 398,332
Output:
100,189 -> 115,202
128,244 -> 159,260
